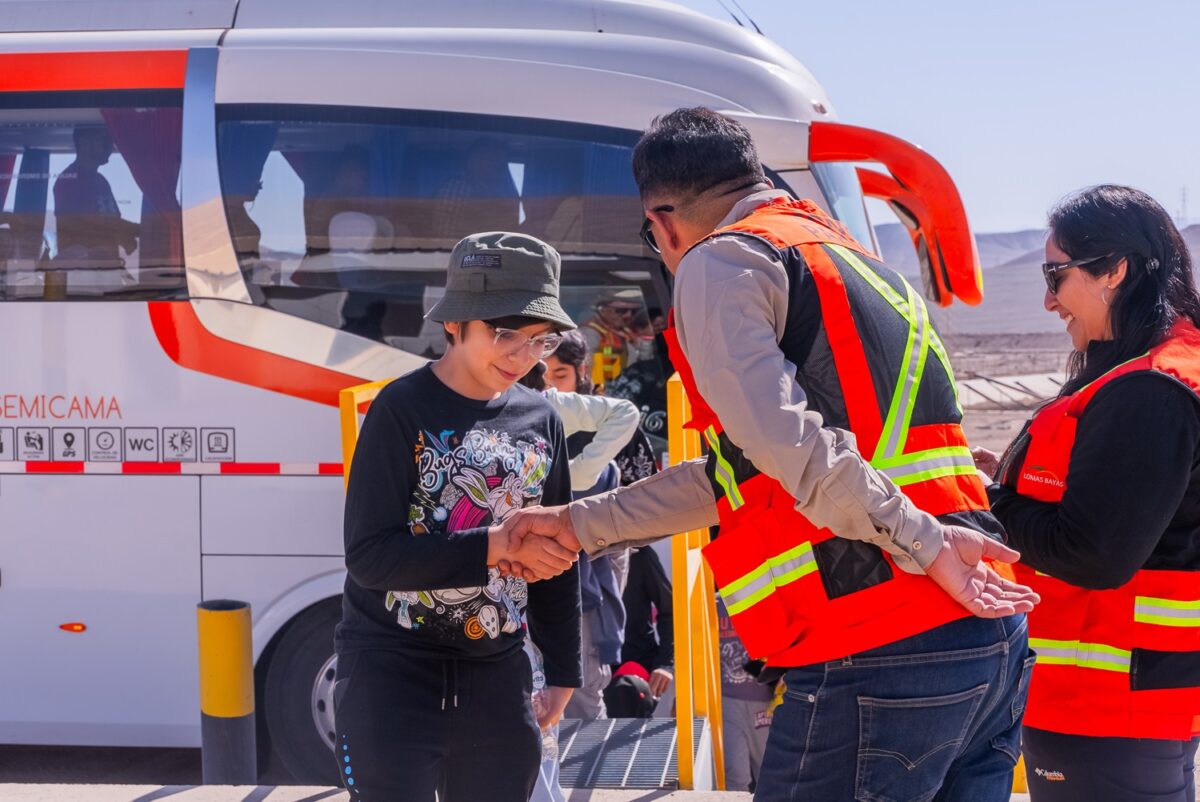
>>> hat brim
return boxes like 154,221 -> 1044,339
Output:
426,290 -> 577,330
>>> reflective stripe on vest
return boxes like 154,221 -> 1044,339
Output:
704,426 -> 745,511
873,446 -> 978,486
702,243 -> 977,608
719,541 -> 817,615
1029,637 -> 1132,673
701,244 -> 974,514
1134,596 -> 1200,627
825,245 -> 975,487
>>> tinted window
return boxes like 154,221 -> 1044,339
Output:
216,105 -> 673,446
0,90 -> 186,300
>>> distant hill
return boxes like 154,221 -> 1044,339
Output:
874,223 -> 1048,276
874,223 -> 1200,335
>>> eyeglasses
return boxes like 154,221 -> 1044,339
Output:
485,323 -> 563,358
1041,253 -> 1116,294
639,205 -> 675,255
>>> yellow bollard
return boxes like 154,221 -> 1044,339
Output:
1013,754 -> 1029,793
197,599 -> 256,784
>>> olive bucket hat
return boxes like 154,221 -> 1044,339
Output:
426,232 -> 576,330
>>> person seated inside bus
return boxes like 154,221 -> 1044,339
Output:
53,126 -> 138,270
303,145 -> 396,255
430,137 -> 521,243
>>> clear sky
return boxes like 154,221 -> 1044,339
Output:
671,0 -> 1200,233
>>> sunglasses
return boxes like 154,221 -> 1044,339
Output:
639,205 -> 675,255
485,323 -> 563,359
1041,253 -> 1116,294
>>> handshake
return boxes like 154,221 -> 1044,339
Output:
486,505 -> 583,582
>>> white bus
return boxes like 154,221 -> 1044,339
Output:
0,0 -> 982,783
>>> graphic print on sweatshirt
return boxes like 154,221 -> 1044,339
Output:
384,426 -> 551,641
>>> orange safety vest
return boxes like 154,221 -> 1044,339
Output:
1010,320 -> 1200,739
664,197 -> 999,667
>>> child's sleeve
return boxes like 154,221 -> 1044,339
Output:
526,416 -> 584,688
343,391 -> 490,592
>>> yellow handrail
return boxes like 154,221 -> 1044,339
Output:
338,379 -> 393,488
666,372 -> 725,790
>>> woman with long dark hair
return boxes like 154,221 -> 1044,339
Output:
974,185 -> 1200,801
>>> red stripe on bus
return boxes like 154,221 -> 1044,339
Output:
148,302 -> 367,409
220,463 -> 282,475
319,463 -> 345,475
122,462 -> 183,475
0,50 -> 188,92
26,461 -> 84,473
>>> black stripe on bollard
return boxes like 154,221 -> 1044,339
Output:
200,711 -> 257,784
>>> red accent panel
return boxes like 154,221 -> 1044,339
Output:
122,462 -> 182,475
26,461 -> 84,473
810,121 -> 982,306
319,463 -> 345,475
0,50 -> 187,92
148,302 -> 367,408
220,463 -> 282,475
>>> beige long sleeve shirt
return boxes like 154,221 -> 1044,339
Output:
568,190 -> 945,573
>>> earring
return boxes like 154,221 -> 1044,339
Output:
1101,288 -> 1112,306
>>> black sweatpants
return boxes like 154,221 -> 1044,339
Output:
1024,726 -> 1200,802
333,648 -> 541,801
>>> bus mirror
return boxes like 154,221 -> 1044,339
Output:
809,121 -> 982,306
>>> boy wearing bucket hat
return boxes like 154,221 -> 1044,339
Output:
335,232 -> 583,801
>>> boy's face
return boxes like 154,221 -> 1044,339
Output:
444,320 -> 556,396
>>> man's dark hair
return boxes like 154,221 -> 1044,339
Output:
631,107 -> 765,200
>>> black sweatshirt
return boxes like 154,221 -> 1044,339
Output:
989,346 -> 1200,590
335,364 -> 582,688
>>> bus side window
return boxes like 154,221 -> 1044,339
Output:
0,92 -> 185,301
214,106 -> 673,447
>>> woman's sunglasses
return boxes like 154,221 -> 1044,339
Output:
1041,253 -> 1116,294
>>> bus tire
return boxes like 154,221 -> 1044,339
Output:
261,598 -> 342,785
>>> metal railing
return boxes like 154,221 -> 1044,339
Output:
338,379 -> 392,486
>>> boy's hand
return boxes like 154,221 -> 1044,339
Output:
648,668 -> 673,697
535,686 -> 574,731
506,505 -> 582,551
497,506 -> 583,582
487,524 -> 576,580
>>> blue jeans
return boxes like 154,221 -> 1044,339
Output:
755,614 -> 1034,802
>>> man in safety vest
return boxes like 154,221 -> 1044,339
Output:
502,108 -> 1039,800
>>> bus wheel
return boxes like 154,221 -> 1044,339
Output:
261,598 -> 341,785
